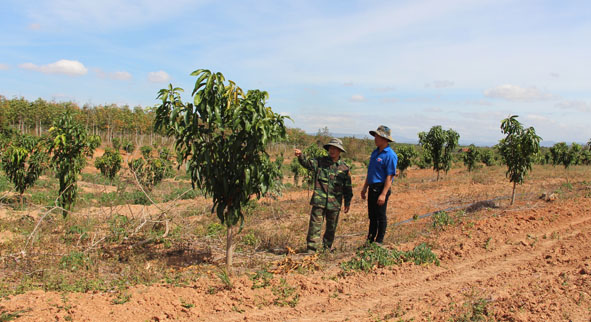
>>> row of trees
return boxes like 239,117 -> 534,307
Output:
0,96 -> 156,146
0,113 -> 100,214
0,111 -> 176,215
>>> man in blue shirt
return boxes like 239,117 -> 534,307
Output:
361,125 -> 398,244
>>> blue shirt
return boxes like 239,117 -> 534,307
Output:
367,146 -> 397,184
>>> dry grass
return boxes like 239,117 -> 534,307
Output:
0,161 -> 590,298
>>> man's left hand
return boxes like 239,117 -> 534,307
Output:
377,194 -> 386,206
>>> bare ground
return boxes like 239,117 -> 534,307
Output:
1,166 -> 591,321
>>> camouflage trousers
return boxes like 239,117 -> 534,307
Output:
307,206 -> 340,251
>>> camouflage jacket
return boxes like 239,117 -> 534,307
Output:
298,155 -> 353,211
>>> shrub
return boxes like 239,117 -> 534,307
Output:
396,144 -> 417,177
112,137 -> 121,150
122,140 -> 135,155
140,145 -> 153,159
462,144 -> 480,172
0,135 -> 47,205
432,211 -> 454,230
128,157 -> 166,191
94,148 -> 123,181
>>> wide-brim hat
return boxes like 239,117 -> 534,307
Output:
323,137 -> 346,153
369,125 -> 394,142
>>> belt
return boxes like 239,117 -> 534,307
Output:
369,182 -> 385,193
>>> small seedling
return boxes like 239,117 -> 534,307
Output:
180,298 -> 194,309
112,292 -> 131,305
432,211 -> 454,230
484,237 -> 492,250
272,278 -> 299,307
216,268 -> 233,290
250,269 -> 273,289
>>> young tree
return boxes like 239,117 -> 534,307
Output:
581,149 -> 591,166
498,115 -> 541,205
302,143 -> 328,185
396,144 -> 417,178
112,137 -> 121,151
122,139 -> 135,156
94,148 -> 123,181
555,142 -> 582,183
418,125 -> 460,180
128,156 -> 167,191
154,69 -> 288,269
48,112 -> 100,217
480,148 -> 495,166
416,148 -> 433,169
549,142 -> 566,166
140,145 -> 153,159
289,157 -> 305,186
1,135 -> 47,206
462,144 -> 480,172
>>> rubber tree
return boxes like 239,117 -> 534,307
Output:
154,69 -> 288,270
418,125 -> 460,180
396,144 -> 417,178
462,144 -> 480,172
48,112 -> 100,217
497,115 -> 541,205
1,135 -> 47,206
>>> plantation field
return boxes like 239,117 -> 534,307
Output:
1,160 -> 591,321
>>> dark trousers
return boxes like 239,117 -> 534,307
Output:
367,183 -> 391,243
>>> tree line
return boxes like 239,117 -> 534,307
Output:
0,95 -> 159,146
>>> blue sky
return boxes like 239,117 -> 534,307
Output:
1,0 -> 590,145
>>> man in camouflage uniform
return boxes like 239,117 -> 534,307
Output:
294,138 -> 353,252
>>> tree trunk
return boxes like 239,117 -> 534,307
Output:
226,225 -> 235,272
436,170 -> 440,181
510,181 -> 516,205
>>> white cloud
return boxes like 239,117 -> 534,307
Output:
350,94 -> 365,102
19,59 -> 88,76
0,64 -> 9,70
148,71 -> 170,83
484,84 -> 554,102
111,71 -> 132,80
343,82 -> 354,87
425,80 -> 454,88
28,23 -> 41,30
555,100 -> 591,112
